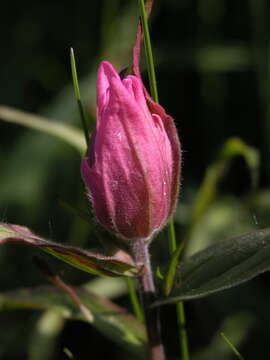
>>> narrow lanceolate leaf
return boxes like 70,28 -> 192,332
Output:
0,285 -> 146,358
153,228 -> 270,306
192,312 -> 253,360
0,106 -> 86,154
0,223 -> 138,277
163,241 -> 185,296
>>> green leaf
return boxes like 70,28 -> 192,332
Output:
153,228 -> 270,306
70,47 -> 89,146
220,332 -> 244,360
0,106 -> 86,154
0,223 -> 138,277
163,241 -> 185,296
189,137 -> 259,230
0,285 -> 146,358
85,277 -> 127,299
182,137 -> 260,256
185,197 -> 256,257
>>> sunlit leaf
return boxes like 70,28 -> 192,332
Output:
0,106 -> 85,154
84,277 -> 127,299
189,137 -> 259,230
0,223 -> 138,277
186,197 -> 256,256
0,285 -> 146,358
153,228 -> 270,306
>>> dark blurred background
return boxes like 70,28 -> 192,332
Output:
0,0 -> 270,359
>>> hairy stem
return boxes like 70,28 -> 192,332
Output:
133,239 -> 165,360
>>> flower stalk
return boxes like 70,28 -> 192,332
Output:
132,238 -> 165,360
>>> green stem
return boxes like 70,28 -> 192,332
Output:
168,219 -> 177,254
138,2 -> 190,359
125,277 -> 144,322
70,47 -> 89,147
138,0 -> 159,103
176,302 -> 189,360
168,219 -> 190,360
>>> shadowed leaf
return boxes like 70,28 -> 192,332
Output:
29,310 -> 65,360
153,228 -> 270,306
0,223 -> 138,277
0,285 -> 146,358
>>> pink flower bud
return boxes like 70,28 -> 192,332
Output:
81,61 -> 181,243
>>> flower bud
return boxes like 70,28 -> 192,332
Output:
81,61 -> 181,243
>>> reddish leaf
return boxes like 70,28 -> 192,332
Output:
0,223 -> 138,277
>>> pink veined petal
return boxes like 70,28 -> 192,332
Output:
122,75 -> 175,226
82,60 -> 181,242
96,61 -> 120,122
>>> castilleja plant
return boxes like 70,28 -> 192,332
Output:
2,1 -> 269,360
81,18 -> 181,358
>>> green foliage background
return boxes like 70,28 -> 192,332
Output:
0,0 -> 270,359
